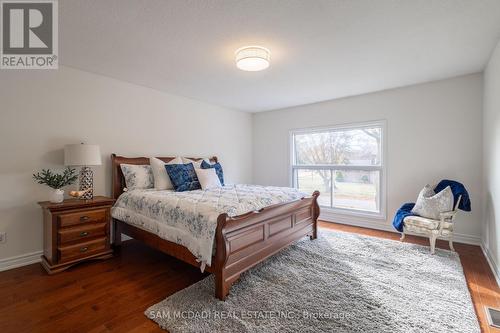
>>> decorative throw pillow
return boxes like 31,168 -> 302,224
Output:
201,160 -> 224,185
195,168 -> 222,190
120,164 -> 154,190
182,157 -> 210,169
149,156 -> 182,190
164,163 -> 201,192
411,185 -> 453,220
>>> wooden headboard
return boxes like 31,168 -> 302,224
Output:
111,154 -> 218,199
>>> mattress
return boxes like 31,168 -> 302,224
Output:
111,184 -> 306,268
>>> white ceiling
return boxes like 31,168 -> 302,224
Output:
60,0 -> 500,112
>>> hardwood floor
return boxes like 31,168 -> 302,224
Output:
0,222 -> 498,333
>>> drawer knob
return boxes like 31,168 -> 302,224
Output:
80,247 -> 88,252
80,216 -> 90,221
80,231 -> 89,237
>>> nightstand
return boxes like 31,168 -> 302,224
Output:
38,196 -> 115,274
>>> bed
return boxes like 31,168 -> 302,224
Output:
111,154 -> 320,300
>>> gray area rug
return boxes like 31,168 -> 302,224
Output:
146,229 -> 480,333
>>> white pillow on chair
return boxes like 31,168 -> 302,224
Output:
195,168 -> 221,189
411,185 -> 453,220
150,156 -> 182,190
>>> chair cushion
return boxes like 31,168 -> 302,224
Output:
404,216 -> 440,229
403,216 -> 453,231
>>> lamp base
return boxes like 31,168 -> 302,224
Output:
79,166 -> 93,200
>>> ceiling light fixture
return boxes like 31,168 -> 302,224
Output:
235,46 -> 270,71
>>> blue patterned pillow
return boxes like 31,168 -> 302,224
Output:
201,160 -> 224,186
164,163 -> 201,192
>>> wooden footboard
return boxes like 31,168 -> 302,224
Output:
213,190 -> 320,300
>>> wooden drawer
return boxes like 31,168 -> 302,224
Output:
58,222 -> 107,244
58,209 -> 107,228
58,238 -> 107,263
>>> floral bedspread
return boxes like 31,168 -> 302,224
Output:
111,184 -> 306,268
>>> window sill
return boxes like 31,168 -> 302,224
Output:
319,206 -> 386,222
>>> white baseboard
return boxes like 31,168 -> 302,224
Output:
0,251 -> 42,272
320,211 -> 481,246
480,243 -> 500,288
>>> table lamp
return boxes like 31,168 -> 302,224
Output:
64,143 -> 102,200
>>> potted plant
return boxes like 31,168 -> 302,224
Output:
33,167 -> 78,203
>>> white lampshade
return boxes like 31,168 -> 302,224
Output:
64,144 -> 102,166
235,46 -> 270,71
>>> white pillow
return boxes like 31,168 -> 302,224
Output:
195,168 -> 221,189
182,157 -> 210,169
411,185 -> 453,220
149,156 -> 182,190
120,164 -> 154,190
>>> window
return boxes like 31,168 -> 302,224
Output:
290,121 -> 385,218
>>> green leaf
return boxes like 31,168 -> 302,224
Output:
33,167 -> 78,189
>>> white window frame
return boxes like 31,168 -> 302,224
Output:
289,120 -> 387,220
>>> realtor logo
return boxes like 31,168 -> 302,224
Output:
1,0 -> 58,69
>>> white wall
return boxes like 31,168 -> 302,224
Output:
483,39 -> 500,276
253,74 -> 483,242
0,66 -> 252,261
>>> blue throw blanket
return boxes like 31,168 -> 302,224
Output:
434,179 -> 471,212
392,180 -> 471,232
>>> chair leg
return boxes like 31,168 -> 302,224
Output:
429,234 -> 437,255
400,232 -> 405,241
449,235 -> 455,251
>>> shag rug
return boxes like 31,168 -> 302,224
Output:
146,229 -> 480,333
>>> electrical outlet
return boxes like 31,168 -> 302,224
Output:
0,232 -> 6,244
